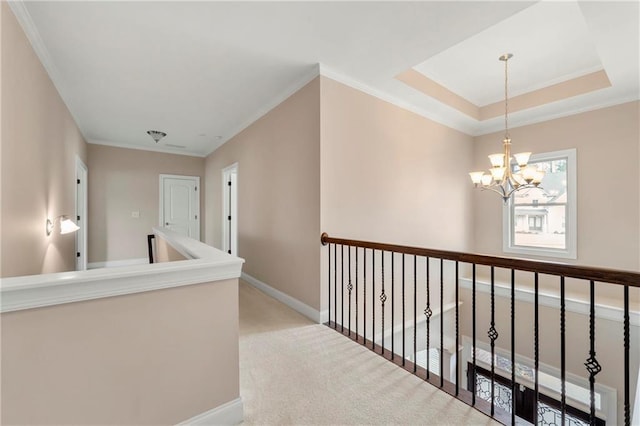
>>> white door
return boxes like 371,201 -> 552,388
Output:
222,164 -> 238,255
75,156 -> 88,271
160,174 -> 200,239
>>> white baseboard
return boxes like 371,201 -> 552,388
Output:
178,397 -> 243,426
241,272 -> 323,324
88,258 -> 148,269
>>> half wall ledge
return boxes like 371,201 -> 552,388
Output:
0,227 -> 244,313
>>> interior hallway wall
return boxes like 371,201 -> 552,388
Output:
205,77 -> 321,311
88,144 -> 205,264
1,3 -> 87,277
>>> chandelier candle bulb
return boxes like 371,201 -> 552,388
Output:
513,152 -> 532,167
532,170 -> 546,184
469,172 -> 484,185
490,167 -> 506,182
488,153 -> 505,168
522,166 -> 537,183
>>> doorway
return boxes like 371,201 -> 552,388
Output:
222,163 -> 238,255
159,174 -> 200,239
75,156 -> 88,271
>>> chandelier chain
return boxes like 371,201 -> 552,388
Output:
504,56 -> 509,139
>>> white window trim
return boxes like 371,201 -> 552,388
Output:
503,149 -> 577,259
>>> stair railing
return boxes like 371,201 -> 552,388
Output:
321,233 -> 639,426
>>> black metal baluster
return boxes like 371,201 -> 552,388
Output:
392,253 -> 395,360
414,255 -> 417,374
425,257 -> 432,380
585,280 -> 601,426
489,266 -> 498,417
364,248 -> 367,346
440,258 -> 444,388
328,243 -> 331,326
624,285 -> 630,426
334,244 -> 337,330
372,250 -> 375,350
561,276 -> 566,426
534,272 -> 539,424
511,269 -> 516,425
348,246 -> 352,336
455,261 -> 459,396
402,254 -> 406,365
472,263 -> 477,406
381,251 -> 386,355
341,245 -> 344,332
355,247 -> 359,340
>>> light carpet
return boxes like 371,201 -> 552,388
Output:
239,281 -> 498,425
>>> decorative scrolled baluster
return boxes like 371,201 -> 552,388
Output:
424,257 -> 432,380
380,251 -> 386,355
584,280 -> 601,426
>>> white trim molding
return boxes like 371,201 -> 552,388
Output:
1,228 -> 244,313
459,277 -> 640,326
178,397 -> 243,426
241,272 -> 323,324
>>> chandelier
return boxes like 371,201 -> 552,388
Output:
469,53 -> 544,203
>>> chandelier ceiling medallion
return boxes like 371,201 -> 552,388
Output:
469,53 -> 544,203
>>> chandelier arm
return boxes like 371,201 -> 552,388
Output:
480,185 -> 509,198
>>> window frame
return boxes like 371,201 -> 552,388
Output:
503,149 -> 577,259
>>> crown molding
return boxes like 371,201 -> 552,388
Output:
318,64 -> 477,135
473,93 -> 640,136
88,139 -> 207,158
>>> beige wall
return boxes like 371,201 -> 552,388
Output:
1,279 -> 240,425
320,76 -> 474,250
205,78 -> 321,310
0,3 -> 87,277
88,144 -> 204,263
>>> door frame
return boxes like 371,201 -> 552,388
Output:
159,174 -> 200,240
75,156 -> 88,271
222,163 -> 238,255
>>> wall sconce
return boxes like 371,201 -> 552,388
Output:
46,215 -> 80,236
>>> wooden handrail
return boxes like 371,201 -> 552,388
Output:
321,233 -> 640,287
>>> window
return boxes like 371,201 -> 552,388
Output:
468,363 -> 605,426
503,149 -> 577,259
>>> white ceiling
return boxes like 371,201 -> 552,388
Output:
412,1 -> 603,106
10,1 -> 639,157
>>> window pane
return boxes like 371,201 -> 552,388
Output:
513,205 -> 566,249
513,158 -> 567,206
538,401 -> 589,426
475,373 -> 513,413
